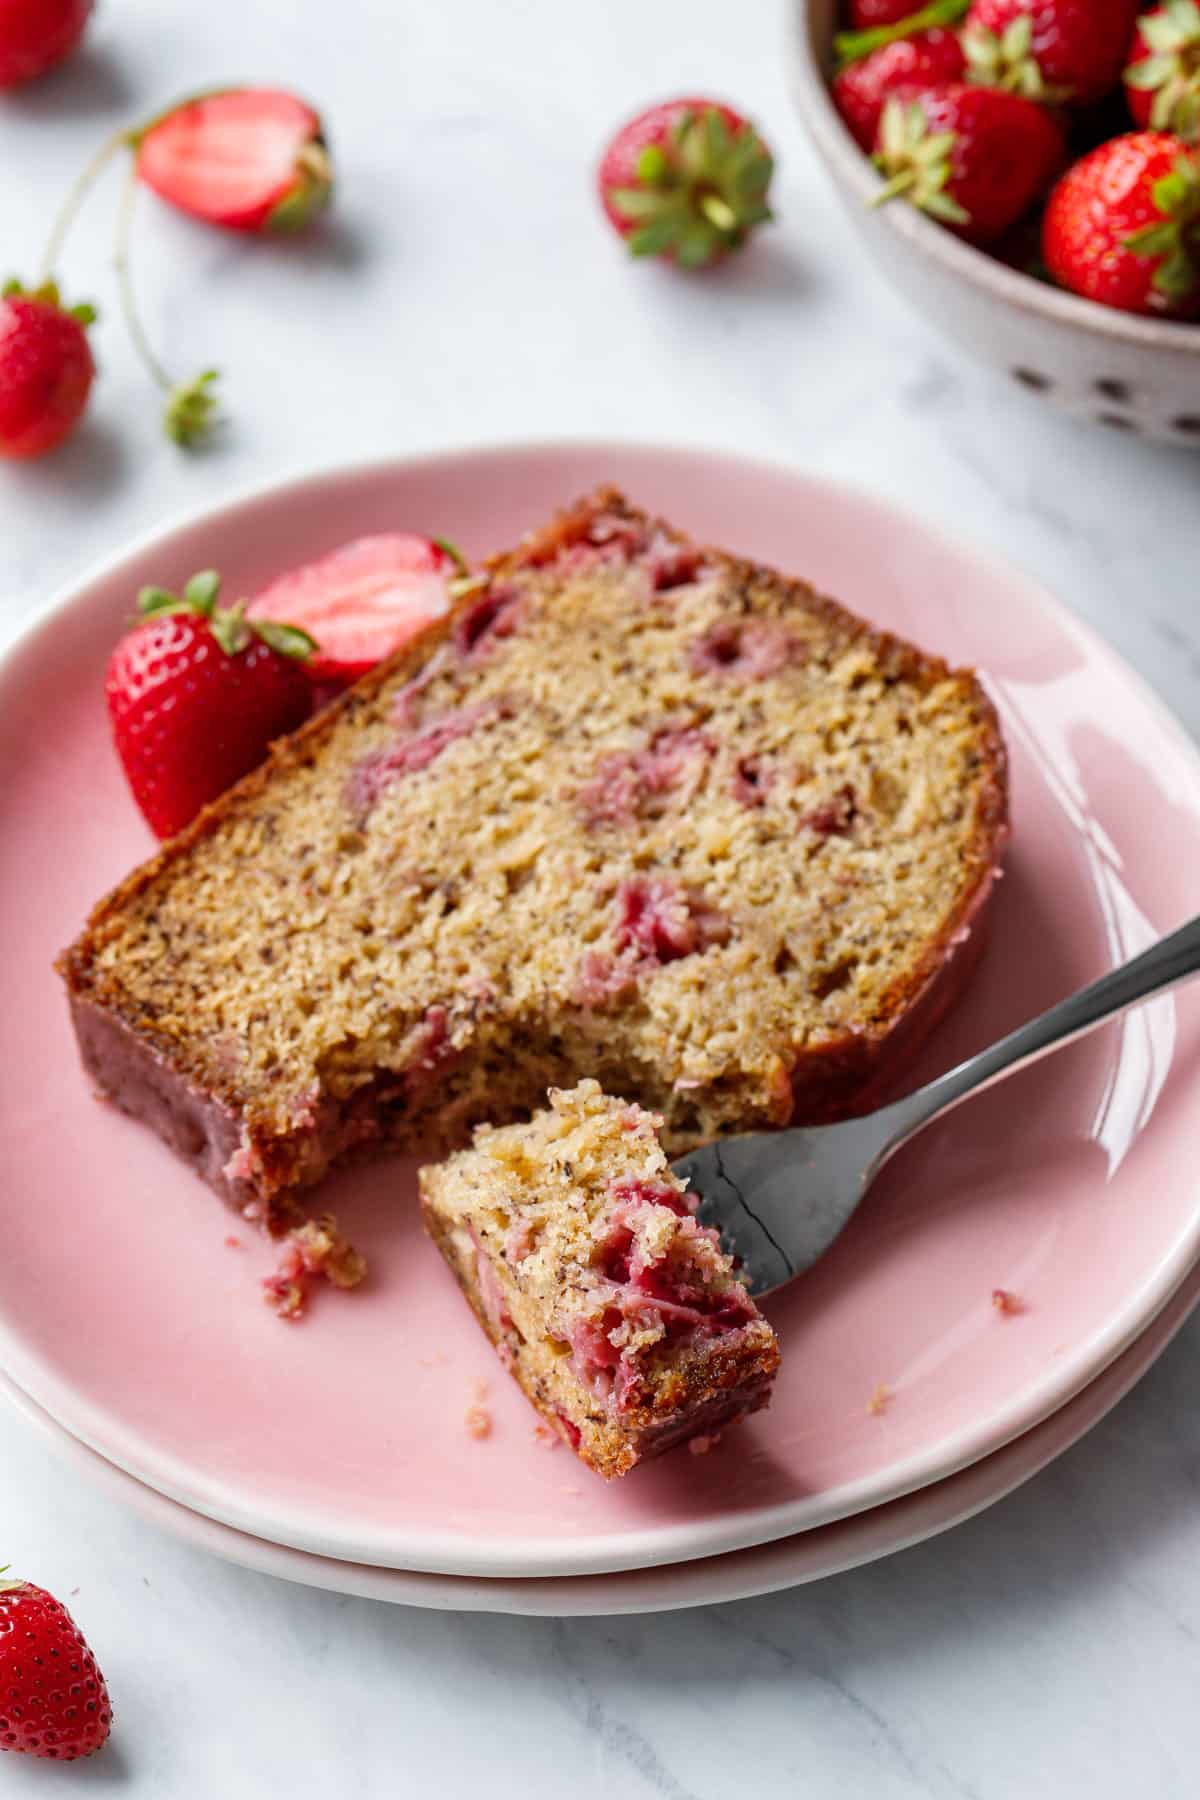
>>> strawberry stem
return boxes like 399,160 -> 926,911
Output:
38,125 -> 134,286
38,126 -> 134,284
962,13 -> 1071,101
870,169 -> 918,205
136,571 -> 318,658
433,536 -> 469,573
835,0 -> 969,66
607,107 -> 773,267
871,100 -> 971,227
114,161 -> 221,447
38,94 -> 242,287
37,100 -> 228,283
115,163 -> 172,393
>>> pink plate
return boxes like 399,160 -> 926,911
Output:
6,1251 -> 1198,1614
2,442 -> 1200,1580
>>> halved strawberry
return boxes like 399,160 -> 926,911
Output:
247,535 -> 461,688
134,89 -> 332,233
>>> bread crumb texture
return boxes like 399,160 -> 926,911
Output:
61,487 -> 1007,1215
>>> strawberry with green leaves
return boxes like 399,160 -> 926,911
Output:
598,99 -> 773,267
1043,131 -> 1200,315
872,85 -> 1063,245
0,1569 -> 112,1761
106,571 -> 317,838
0,279 -> 95,459
961,0 -> 1139,104
1125,1 -> 1200,140
834,29 -> 967,150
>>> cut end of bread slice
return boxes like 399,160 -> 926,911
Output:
420,1079 -> 781,1478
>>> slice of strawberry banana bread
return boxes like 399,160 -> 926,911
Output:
59,488 -> 1008,1231
420,1080 -> 780,1477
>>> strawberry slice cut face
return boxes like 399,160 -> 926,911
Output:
136,89 -> 332,232
247,534 -> 459,686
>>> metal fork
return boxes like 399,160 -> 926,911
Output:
671,914 -> 1200,1298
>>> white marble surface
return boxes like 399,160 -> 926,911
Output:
4,0 -> 1200,1791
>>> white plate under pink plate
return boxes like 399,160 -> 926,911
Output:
6,1255 -> 1198,1614
1,442 -> 1198,1580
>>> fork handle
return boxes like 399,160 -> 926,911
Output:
878,912 -> 1200,1155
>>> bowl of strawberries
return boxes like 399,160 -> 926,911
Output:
792,0 -> 1200,442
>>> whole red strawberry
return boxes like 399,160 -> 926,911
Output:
873,86 -> 1063,245
0,280 -> 95,459
0,1571 -> 111,1761
1125,2 -> 1200,139
598,98 -> 773,266
835,29 -> 966,149
106,571 -> 316,838
135,90 -> 333,233
962,0 -> 1139,103
0,0 -> 91,88
1043,131 -> 1200,315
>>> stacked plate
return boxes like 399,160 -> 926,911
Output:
3,443 -> 1199,1617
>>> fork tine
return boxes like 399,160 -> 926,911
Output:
672,1120 -> 884,1297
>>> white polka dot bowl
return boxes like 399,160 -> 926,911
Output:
791,0 -> 1200,446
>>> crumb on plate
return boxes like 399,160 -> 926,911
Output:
262,1215 -> 367,1321
688,1431 -> 722,1456
464,1403 -> 493,1440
